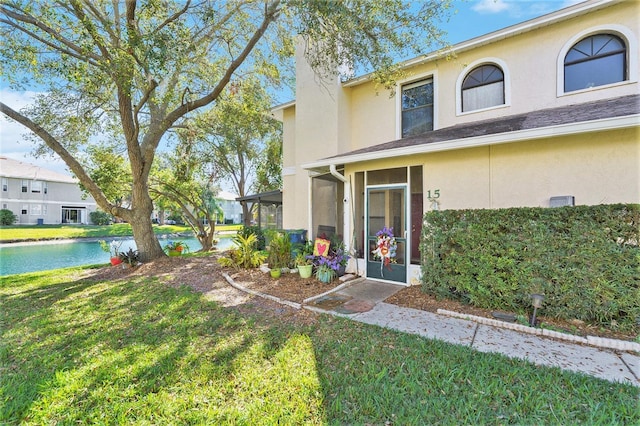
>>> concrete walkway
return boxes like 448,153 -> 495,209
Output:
224,274 -> 639,387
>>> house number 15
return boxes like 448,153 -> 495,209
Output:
426,189 -> 440,199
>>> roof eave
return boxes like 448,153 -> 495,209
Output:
301,114 -> 639,170
343,0 -> 621,88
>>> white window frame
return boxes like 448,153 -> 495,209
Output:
31,180 -> 42,193
30,204 -> 42,215
557,25 -> 638,97
21,180 -> 28,193
396,70 -> 439,139
1,178 -> 7,192
456,57 -> 511,116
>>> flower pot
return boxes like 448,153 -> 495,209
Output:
110,257 -> 122,266
298,264 -> 313,279
168,249 -> 181,257
270,268 -> 281,279
316,267 -> 335,283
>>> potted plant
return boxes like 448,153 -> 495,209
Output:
266,231 -> 291,278
164,240 -> 188,256
119,248 -> 140,268
308,237 -> 350,283
295,252 -> 313,279
99,240 -> 123,266
314,257 -> 340,283
295,240 -> 314,279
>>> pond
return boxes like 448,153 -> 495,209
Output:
0,236 -> 236,276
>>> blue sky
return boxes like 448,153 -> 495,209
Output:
0,0 -> 583,176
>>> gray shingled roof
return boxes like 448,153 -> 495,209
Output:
0,156 -> 76,183
327,94 -> 639,159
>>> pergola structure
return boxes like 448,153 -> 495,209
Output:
236,189 -> 282,229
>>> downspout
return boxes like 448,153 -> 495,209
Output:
330,164 -> 355,274
329,164 -> 348,183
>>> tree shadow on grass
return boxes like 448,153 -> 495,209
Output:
0,270 -> 310,424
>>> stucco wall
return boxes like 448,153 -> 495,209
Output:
347,0 -> 638,143
281,0 -> 640,232
345,129 -> 639,211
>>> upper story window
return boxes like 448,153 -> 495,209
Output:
461,64 -> 504,112
21,180 -> 28,193
401,78 -> 433,138
564,33 -> 626,92
31,180 -> 42,193
1,178 -> 7,192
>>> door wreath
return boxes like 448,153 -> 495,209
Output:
371,226 -> 397,277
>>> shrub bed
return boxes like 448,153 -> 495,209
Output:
420,204 -> 639,333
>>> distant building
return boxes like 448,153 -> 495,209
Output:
0,157 -> 97,224
216,190 -> 243,224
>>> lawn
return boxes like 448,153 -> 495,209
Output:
1,267 -> 638,424
0,223 -> 241,242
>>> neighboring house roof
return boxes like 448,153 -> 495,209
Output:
302,94 -> 640,170
0,156 -> 77,183
216,190 -> 240,201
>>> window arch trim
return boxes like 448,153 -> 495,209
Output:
557,25 -> 638,97
455,58 -> 511,116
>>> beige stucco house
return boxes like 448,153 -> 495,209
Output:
0,157 -> 97,225
273,0 -> 639,286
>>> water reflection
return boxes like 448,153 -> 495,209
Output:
0,236 -> 234,276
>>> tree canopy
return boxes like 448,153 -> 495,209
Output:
0,0 -> 450,260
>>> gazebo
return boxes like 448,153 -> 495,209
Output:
236,190 -> 282,229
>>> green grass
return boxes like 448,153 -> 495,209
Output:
0,224 -> 241,242
1,268 -> 638,424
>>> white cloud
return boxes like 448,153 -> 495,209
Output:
472,0 -> 511,14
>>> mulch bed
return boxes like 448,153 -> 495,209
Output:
85,253 -> 638,342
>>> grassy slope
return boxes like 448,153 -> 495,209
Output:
1,267 -> 637,424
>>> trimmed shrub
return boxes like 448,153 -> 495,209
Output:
420,204 -> 639,332
0,209 -> 18,225
89,210 -> 112,225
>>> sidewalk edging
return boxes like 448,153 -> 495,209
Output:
221,272 -> 639,353
221,272 -> 302,310
438,309 -> 640,352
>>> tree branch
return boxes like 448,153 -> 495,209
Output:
155,0 -> 191,33
163,0 -> 281,130
0,102 -> 124,218
0,4 -> 103,63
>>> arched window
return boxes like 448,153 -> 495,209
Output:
461,64 -> 504,112
564,34 -> 626,92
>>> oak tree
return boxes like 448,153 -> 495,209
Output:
0,0 -> 449,260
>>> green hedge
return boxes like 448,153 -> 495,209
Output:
420,204 -> 640,333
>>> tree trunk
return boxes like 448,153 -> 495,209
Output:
127,187 -> 165,262
197,222 -> 216,251
242,201 -> 252,226
130,211 -> 165,262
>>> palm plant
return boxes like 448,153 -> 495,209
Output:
218,233 -> 266,269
